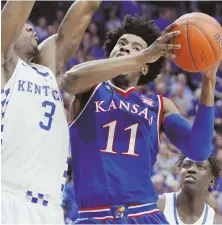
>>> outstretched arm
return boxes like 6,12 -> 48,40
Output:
163,65 -> 218,161
34,0 -> 101,81
56,0 -> 101,73
63,25 -> 181,94
1,0 -> 35,87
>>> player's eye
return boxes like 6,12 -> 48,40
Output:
183,163 -> 190,169
133,47 -> 140,51
198,164 -> 205,170
118,42 -> 125,46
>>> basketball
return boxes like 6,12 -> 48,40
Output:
171,12 -> 222,72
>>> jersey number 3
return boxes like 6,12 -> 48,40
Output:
39,101 -> 56,131
101,120 -> 139,156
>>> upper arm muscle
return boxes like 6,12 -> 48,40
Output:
1,1 -> 35,59
162,97 -> 179,121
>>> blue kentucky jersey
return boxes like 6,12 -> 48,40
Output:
69,81 -> 164,208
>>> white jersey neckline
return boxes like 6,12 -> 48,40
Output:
173,192 -> 209,225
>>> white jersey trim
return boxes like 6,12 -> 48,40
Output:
157,95 -> 163,145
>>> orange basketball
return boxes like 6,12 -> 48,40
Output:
171,12 -> 222,72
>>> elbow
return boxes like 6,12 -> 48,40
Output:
62,71 -> 80,95
183,142 -> 212,162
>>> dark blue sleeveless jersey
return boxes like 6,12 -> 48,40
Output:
69,81 -> 163,208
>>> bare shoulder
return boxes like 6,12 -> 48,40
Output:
157,194 -> 166,212
1,52 -> 19,88
162,97 -> 179,121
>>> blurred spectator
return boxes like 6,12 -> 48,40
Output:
151,174 -> 165,194
76,50 -> 85,64
88,22 -> 98,37
47,24 -> 57,36
120,1 -> 142,21
82,32 -> 92,53
155,8 -> 175,31
215,100 -> 222,125
35,17 -> 48,42
105,9 -> 121,31
55,9 -> 65,24
91,36 -> 104,59
154,143 -> 179,176
86,53 -> 96,62
155,80 -> 168,96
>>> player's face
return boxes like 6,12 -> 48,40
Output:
180,158 -> 215,194
109,34 -> 147,79
15,23 -> 39,58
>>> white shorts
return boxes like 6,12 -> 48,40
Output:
1,187 -> 64,224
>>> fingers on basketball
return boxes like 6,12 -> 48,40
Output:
162,31 -> 181,43
162,23 -> 176,35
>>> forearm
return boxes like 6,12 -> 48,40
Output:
163,65 -> 218,161
199,75 -> 216,106
56,0 -> 101,66
1,0 -> 35,54
164,108 -> 213,161
63,54 -> 144,94
58,0 -> 101,36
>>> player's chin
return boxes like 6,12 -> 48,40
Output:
29,46 -> 39,59
182,180 -> 198,190
117,73 -> 128,77
31,38 -> 38,47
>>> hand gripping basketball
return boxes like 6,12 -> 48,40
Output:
142,24 -> 181,63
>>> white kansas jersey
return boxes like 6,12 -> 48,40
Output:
163,192 -> 215,225
1,59 -> 69,202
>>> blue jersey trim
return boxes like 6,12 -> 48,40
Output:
31,66 -> 49,77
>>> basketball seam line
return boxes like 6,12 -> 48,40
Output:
191,23 -> 218,64
177,17 -> 221,30
186,20 -> 199,72
170,24 -> 187,67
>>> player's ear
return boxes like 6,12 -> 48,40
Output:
141,64 -> 149,76
210,177 -> 216,188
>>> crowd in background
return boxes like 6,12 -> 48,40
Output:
4,0 -> 222,223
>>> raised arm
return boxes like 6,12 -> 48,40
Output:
34,0 -> 101,80
63,53 -> 145,94
62,26 -> 181,94
1,0 -> 35,87
56,0 -> 101,72
162,65 -> 218,161
1,0 -> 35,57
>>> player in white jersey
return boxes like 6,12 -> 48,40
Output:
157,154 -> 221,224
1,0 -> 101,223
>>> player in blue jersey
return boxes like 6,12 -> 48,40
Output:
63,15 -> 218,224
157,154 -> 221,224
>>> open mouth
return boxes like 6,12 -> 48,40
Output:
184,175 -> 196,181
33,33 -> 39,42
115,53 -> 126,57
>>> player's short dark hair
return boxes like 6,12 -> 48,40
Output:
104,14 -> 165,85
176,154 -> 222,192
